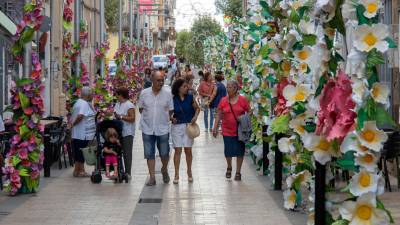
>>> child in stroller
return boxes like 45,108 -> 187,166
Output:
103,128 -> 120,178
91,119 -> 128,183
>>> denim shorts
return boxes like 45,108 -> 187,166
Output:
142,133 -> 170,159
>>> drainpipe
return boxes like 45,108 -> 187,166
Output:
74,0 -> 81,78
100,0 -> 105,77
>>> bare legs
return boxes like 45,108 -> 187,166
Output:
73,162 -> 86,176
225,156 -> 244,177
173,147 -> 193,183
147,157 -> 169,181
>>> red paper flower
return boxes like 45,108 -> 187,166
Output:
316,70 -> 357,141
274,77 -> 294,116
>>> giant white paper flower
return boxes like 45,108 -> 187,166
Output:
283,84 -> 311,106
341,133 -> 370,156
339,193 -> 389,225
349,170 -> 381,196
355,152 -> 379,172
289,114 -> 307,135
278,136 -> 296,153
283,189 -> 297,209
360,0 -> 382,18
354,24 -> 389,53
302,133 -> 334,165
299,20 -> 315,35
356,121 -> 388,152
370,82 -> 389,105
294,46 -> 313,64
351,78 -> 368,106
286,170 -> 312,188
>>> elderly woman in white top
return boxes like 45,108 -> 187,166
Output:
114,87 -> 136,178
69,86 -> 96,177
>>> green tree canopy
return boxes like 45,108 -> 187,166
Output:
105,0 -> 120,31
215,0 -> 243,19
176,30 -> 192,62
188,16 -> 222,66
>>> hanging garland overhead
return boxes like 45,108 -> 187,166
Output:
4,0 -> 45,196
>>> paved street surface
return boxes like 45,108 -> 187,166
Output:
0,110 -> 398,225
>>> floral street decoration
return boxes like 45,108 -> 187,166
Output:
4,0 -> 45,196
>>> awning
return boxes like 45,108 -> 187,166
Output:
0,11 -> 17,35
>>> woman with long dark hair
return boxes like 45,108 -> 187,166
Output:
170,79 -> 200,184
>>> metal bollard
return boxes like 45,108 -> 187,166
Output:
274,133 -> 284,190
262,125 -> 269,175
315,162 -> 326,225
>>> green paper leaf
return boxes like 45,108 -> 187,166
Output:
305,122 -> 316,133
375,106 -> 398,128
19,92 -> 30,109
367,49 -> 385,68
11,41 -> 23,57
16,78 -> 33,86
12,156 -> 22,167
19,168 -> 29,177
328,0 -> 346,35
20,27 -> 35,44
271,114 -> 290,134
260,0 -> 269,9
356,5 -> 369,25
63,21 -> 73,30
385,37 -> 397,49
289,10 -> 300,23
377,198 -> 395,223
357,107 -> 367,130
293,102 -> 306,115
24,3 -> 35,12
259,45 -> 270,58
302,34 -> 317,46
367,67 -> 379,87
337,151 -> 356,171
292,42 -> 304,51
260,25 -> 271,32
19,125 -> 30,139
332,219 -> 349,225
315,75 -> 327,97
295,190 -> 302,205
28,151 -> 40,162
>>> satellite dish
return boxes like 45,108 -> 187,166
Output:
40,16 -> 51,32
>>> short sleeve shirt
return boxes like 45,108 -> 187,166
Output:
103,141 -> 121,156
218,96 -> 250,136
114,100 -> 136,137
71,99 -> 96,140
173,94 -> 195,124
138,87 -> 174,136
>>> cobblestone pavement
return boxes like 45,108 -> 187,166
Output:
1,111 -> 398,225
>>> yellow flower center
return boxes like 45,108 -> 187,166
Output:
299,63 -> 308,72
281,61 -> 292,72
316,139 -> 330,151
243,42 -> 249,49
294,90 -> 306,101
357,205 -> 372,220
366,3 -> 378,13
255,57 -> 262,65
255,20 -> 262,26
363,154 -> 374,163
297,50 -> 309,60
359,172 -> 371,187
296,125 -> 305,134
371,86 -> 379,98
362,130 -> 376,142
363,33 -> 378,47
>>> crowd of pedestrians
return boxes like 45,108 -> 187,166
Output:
68,63 -> 250,185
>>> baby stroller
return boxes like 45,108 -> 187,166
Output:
91,118 -> 129,184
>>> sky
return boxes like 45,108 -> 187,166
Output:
174,0 -> 224,31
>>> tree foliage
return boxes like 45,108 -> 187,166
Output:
215,0 -> 244,19
176,30 -> 192,62
188,16 -> 222,66
105,0 -> 120,31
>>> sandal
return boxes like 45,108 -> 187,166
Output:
173,177 -> 179,184
226,168 -> 232,179
146,179 -> 156,186
77,172 -> 90,177
234,173 -> 242,181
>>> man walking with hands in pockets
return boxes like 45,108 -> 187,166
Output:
138,70 -> 174,186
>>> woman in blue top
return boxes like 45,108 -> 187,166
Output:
170,79 -> 200,184
209,71 -> 227,126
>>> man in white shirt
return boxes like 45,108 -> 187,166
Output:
138,70 -> 174,186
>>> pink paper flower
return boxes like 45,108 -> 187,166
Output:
316,70 -> 357,141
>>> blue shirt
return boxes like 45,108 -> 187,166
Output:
210,82 -> 227,108
173,94 -> 195,124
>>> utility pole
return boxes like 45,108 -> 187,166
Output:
74,0 -> 81,78
100,0 -> 105,77
119,0 -> 123,48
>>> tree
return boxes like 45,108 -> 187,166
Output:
215,0 -> 244,19
175,30 -> 192,62
188,16 -> 222,67
105,0 -> 120,31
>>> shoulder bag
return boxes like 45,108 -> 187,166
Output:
81,138 -> 97,166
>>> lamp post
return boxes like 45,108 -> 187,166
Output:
118,0 -> 123,48
23,0 -> 32,78
100,0 -> 105,77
